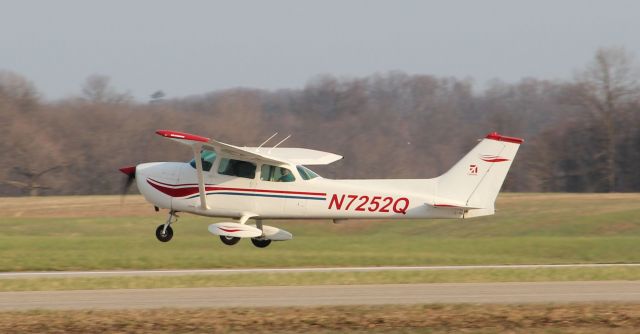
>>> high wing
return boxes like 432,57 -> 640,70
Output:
156,130 -> 342,165
243,147 -> 342,165
156,129 -> 341,212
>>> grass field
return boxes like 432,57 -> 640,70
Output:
2,194 -> 640,332
1,193 -> 639,272
3,266 -> 640,292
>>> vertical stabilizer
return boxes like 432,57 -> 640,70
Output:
435,132 -> 523,216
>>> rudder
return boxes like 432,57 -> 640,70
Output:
435,132 -> 523,217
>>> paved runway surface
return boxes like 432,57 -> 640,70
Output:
1,281 -> 640,310
2,263 -> 640,279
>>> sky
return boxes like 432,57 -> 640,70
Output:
1,0 -> 639,101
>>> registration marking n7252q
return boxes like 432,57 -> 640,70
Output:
328,194 -> 409,214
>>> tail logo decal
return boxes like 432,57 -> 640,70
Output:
469,164 -> 478,175
480,155 -> 510,163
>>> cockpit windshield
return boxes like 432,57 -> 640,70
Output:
296,165 -> 320,180
189,149 -> 217,171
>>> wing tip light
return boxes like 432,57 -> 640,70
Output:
485,132 -> 524,144
156,130 -> 210,143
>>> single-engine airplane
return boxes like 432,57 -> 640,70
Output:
120,130 -> 523,248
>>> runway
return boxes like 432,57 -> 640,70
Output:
1,263 -> 640,279
1,281 -> 640,310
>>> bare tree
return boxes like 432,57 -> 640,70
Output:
0,70 -> 38,111
569,47 -> 640,191
3,59 -> 640,196
81,74 -> 132,103
2,118 -> 67,196
3,166 -> 65,196
150,90 -> 166,103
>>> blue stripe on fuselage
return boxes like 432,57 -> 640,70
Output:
186,192 -> 326,201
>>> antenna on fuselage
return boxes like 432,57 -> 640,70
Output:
256,132 -> 278,152
268,135 -> 291,154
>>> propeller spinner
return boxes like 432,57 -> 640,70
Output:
119,165 -> 136,195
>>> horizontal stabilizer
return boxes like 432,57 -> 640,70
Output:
208,223 -> 262,238
425,199 -> 482,210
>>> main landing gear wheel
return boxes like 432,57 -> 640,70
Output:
220,235 -> 241,246
251,237 -> 272,248
156,224 -> 173,242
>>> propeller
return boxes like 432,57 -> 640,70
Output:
119,166 -> 136,198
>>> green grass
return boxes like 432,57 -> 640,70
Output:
2,266 -> 640,292
0,193 -> 639,271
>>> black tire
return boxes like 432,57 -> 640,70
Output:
220,235 -> 241,246
251,238 -> 272,248
155,224 -> 173,242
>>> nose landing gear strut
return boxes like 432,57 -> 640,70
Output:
156,210 -> 178,242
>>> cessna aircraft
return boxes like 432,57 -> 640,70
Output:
120,130 -> 523,248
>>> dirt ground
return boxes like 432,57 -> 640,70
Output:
1,303 -> 640,333
0,195 -> 152,218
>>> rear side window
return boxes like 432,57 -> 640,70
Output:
217,158 -> 256,179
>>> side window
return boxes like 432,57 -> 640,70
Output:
189,149 -> 217,172
217,158 -> 256,179
260,164 -> 295,182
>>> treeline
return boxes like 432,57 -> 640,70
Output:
1,47 -> 639,196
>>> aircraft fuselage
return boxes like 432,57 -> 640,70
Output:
136,162 -> 465,221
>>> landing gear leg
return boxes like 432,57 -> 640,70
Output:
251,219 -> 272,248
156,210 -> 177,242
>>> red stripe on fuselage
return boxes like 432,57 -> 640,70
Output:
212,186 -> 326,197
147,179 -> 200,197
147,178 -> 327,198
148,179 -> 201,187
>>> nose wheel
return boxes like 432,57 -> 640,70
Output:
156,224 -> 173,242
156,211 -> 177,242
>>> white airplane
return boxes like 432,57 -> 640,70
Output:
120,130 -> 523,248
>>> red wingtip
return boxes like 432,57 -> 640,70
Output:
156,130 -> 210,143
119,166 -> 136,176
485,132 -> 524,144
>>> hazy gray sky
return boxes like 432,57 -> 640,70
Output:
1,0 -> 639,100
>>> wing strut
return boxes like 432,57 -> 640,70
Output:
191,144 -> 209,210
